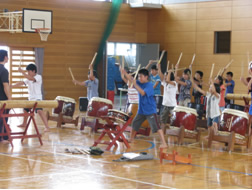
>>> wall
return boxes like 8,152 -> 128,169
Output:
148,0 -> 252,104
0,0 -> 148,100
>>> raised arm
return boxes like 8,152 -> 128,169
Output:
89,64 -> 95,81
72,79 -> 85,86
18,67 -> 35,81
192,79 -> 206,96
157,63 -> 164,81
145,60 -> 157,70
119,66 -> 129,84
12,81 -> 25,88
240,76 -> 248,86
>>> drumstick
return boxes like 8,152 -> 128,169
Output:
158,50 -> 165,65
190,53 -> 196,67
176,52 -> 183,66
166,60 -> 170,72
210,63 -> 215,79
69,67 -> 76,85
90,52 -> 97,66
224,59 -> 234,69
131,64 -> 141,88
172,64 -> 174,72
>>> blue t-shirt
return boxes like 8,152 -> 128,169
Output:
85,78 -> 99,100
225,79 -> 235,95
150,74 -> 161,95
137,80 -> 157,115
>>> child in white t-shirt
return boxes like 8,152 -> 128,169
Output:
157,64 -> 177,132
12,64 -> 50,132
192,79 -> 220,136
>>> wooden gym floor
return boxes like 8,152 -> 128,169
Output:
0,108 -> 251,189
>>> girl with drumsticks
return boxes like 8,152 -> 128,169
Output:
72,63 -> 99,101
192,77 -> 221,136
157,63 -> 177,133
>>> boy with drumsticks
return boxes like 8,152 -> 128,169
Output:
12,64 -> 50,132
72,63 -> 99,101
145,60 -> 161,95
121,68 -> 167,148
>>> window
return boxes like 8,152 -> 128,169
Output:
9,47 -> 35,100
214,31 -> 231,54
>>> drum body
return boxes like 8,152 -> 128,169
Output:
87,97 -> 113,118
53,96 -> 76,118
170,106 -> 198,131
188,103 -> 204,119
154,95 -> 163,115
219,109 -> 248,136
107,109 -> 129,124
128,103 -> 149,128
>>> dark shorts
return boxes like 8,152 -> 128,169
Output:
132,113 -> 160,133
160,106 -> 174,124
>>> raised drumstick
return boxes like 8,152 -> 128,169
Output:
131,64 -> 141,88
158,50 -> 165,65
190,53 -> 196,67
210,63 -> 215,79
90,52 -> 98,66
176,52 -> 183,66
224,59 -> 234,69
166,60 -> 170,72
69,67 -> 76,85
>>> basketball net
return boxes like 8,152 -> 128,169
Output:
35,28 -> 51,41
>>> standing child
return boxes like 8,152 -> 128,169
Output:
192,79 -> 220,136
224,72 -> 235,105
215,75 -> 225,112
121,68 -> 167,148
145,60 -> 161,95
73,64 -> 99,100
192,71 -> 203,104
175,65 -> 192,107
0,50 -> 11,143
12,64 -> 50,132
157,64 -> 177,133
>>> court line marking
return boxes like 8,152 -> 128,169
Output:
0,152 -> 174,189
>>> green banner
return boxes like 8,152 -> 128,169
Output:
93,0 -> 123,70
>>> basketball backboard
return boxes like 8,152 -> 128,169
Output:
22,8 -> 52,33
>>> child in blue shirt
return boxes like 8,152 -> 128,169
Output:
121,68 -> 167,148
224,71 -> 235,105
73,64 -> 99,100
150,65 -> 161,95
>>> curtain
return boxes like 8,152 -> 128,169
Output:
34,47 -> 45,99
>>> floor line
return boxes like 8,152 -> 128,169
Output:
0,152 -> 174,189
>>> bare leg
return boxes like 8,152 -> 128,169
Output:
213,122 -> 218,135
17,110 -> 28,128
161,123 -> 166,134
37,110 -> 50,132
157,129 -> 168,148
129,129 -> 137,143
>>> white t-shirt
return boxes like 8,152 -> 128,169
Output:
128,87 -> 139,104
161,80 -> 177,107
24,74 -> 43,100
206,92 -> 220,119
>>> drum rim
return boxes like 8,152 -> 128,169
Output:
108,109 -> 129,116
90,97 -> 113,105
222,108 -> 248,119
56,96 -> 76,103
173,106 -> 198,116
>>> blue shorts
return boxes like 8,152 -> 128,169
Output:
207,116 -> 219,127
249,104 -> 252,116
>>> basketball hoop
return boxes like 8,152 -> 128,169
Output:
35,28 -> 51,41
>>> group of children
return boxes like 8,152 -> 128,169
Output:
1,48 -> 248,147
